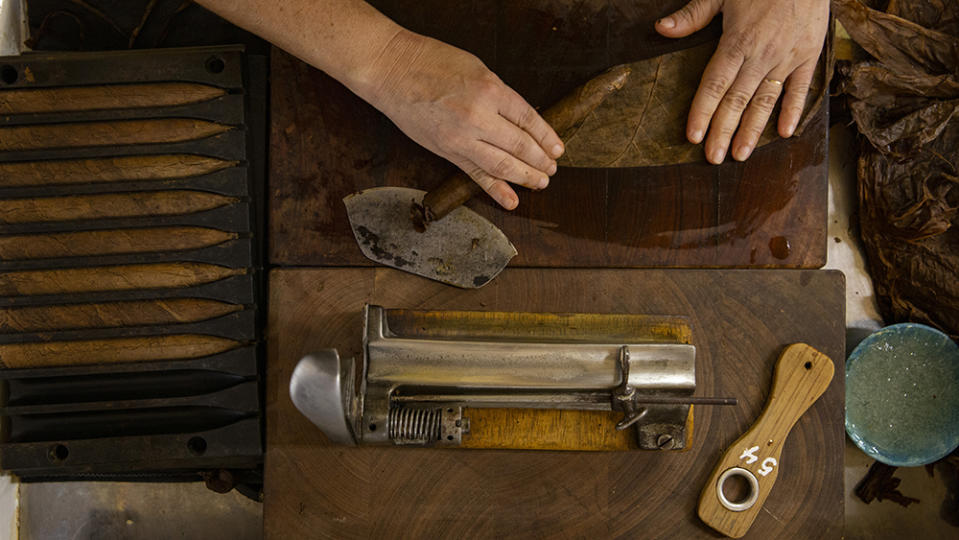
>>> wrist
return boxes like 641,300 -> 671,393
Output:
344,27 -> 425,108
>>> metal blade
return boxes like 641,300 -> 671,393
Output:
344,187 -> 516,288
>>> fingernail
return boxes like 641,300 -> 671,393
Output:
734,144 -> 752,161
658,17 -> 675,29
551,143 -> 564,158
505,193 -> 518,209
786,120 -> 798,137
547,162 -> 557,175
710,146 -> 726,164
689,129 -> 704,144
538,176 -> 549,189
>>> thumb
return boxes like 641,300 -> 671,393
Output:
656,0 -> 722,39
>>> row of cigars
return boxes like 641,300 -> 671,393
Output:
1,80 -> 254,370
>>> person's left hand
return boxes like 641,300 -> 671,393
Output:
656,0 -> 829,164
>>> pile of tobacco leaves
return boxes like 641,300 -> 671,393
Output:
835,0 -> 959,340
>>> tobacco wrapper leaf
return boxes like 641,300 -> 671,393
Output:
559,39 -> 828,168
836,0 -> 959,339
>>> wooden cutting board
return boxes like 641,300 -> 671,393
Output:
268,0 -> 828,269
265,268 -> 844,539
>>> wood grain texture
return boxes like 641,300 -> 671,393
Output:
697,343 -> 835,538
265,267 -> 845,539
0,119 -> 232,151
0,299 -> 242,332
0,227 -> 238,259
459,408 -> 694,451
268,0 -> 828,269
0,82 -> 227,114
0,263 -> 245,295
463,409 -> 635,451
387,308 -> 692,451
0,334 -> 240,368
0,191 -> 237,223
386,309 -> 691,343
0,155 -> 238,187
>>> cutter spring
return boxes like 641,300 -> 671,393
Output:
388,407 -> 443,444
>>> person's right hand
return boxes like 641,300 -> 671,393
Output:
356,30 -> 564,210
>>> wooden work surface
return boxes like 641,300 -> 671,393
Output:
265,268 -> 845,539
269,0 -> 828,269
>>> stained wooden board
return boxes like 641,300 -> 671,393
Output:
265,268 -> 845,539
269,0 -> 828,269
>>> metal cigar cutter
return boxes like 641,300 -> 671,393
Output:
290,305 -> 733,450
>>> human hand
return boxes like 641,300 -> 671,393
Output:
655,0 -> 829,164
358,30 -> 564,210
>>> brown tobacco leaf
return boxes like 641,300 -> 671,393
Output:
857,133 -> 959,338
836,0 -> 959,339
848,96 -> 959,153
840,61 -> 959,103
559,39 -> 827,168
833,0 -> 959,76
854,461 -> 921,507
886,0 -> 959,36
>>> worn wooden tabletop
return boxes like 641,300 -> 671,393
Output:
268,0 -> 828,269
264,1 -> 839,536
265,268 -> 845,539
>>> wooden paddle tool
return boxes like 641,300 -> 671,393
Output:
698,343 -> 835,538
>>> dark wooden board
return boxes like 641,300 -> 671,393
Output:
265,268 -> 845,539
268,0 -> 828,269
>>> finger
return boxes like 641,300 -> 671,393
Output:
686,36 -> 747,145
470,141 -> 551,191
482,116 -> 558,176
462,161 -> 519,210
655,0 -> 722,39
703,62 -> 767,164
778,60 -> 817,138
731,73 -> 786,161
498,88 -> 565,159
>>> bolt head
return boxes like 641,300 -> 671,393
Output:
656,434 -> 674,450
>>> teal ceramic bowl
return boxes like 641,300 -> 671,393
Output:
846,323 -> 959,467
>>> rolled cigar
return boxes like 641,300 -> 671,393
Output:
0,118 -> 233,152
0,262 -> 246,296
0,227 -> 238,259
0,334 -> 241,368
0,82 -> 227,114
0,299 -> 244,332
0,191 -> 237,224
411,64 -> 632,230
0,155 -> 238,188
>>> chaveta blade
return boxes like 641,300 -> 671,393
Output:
344,187 -> 516,288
